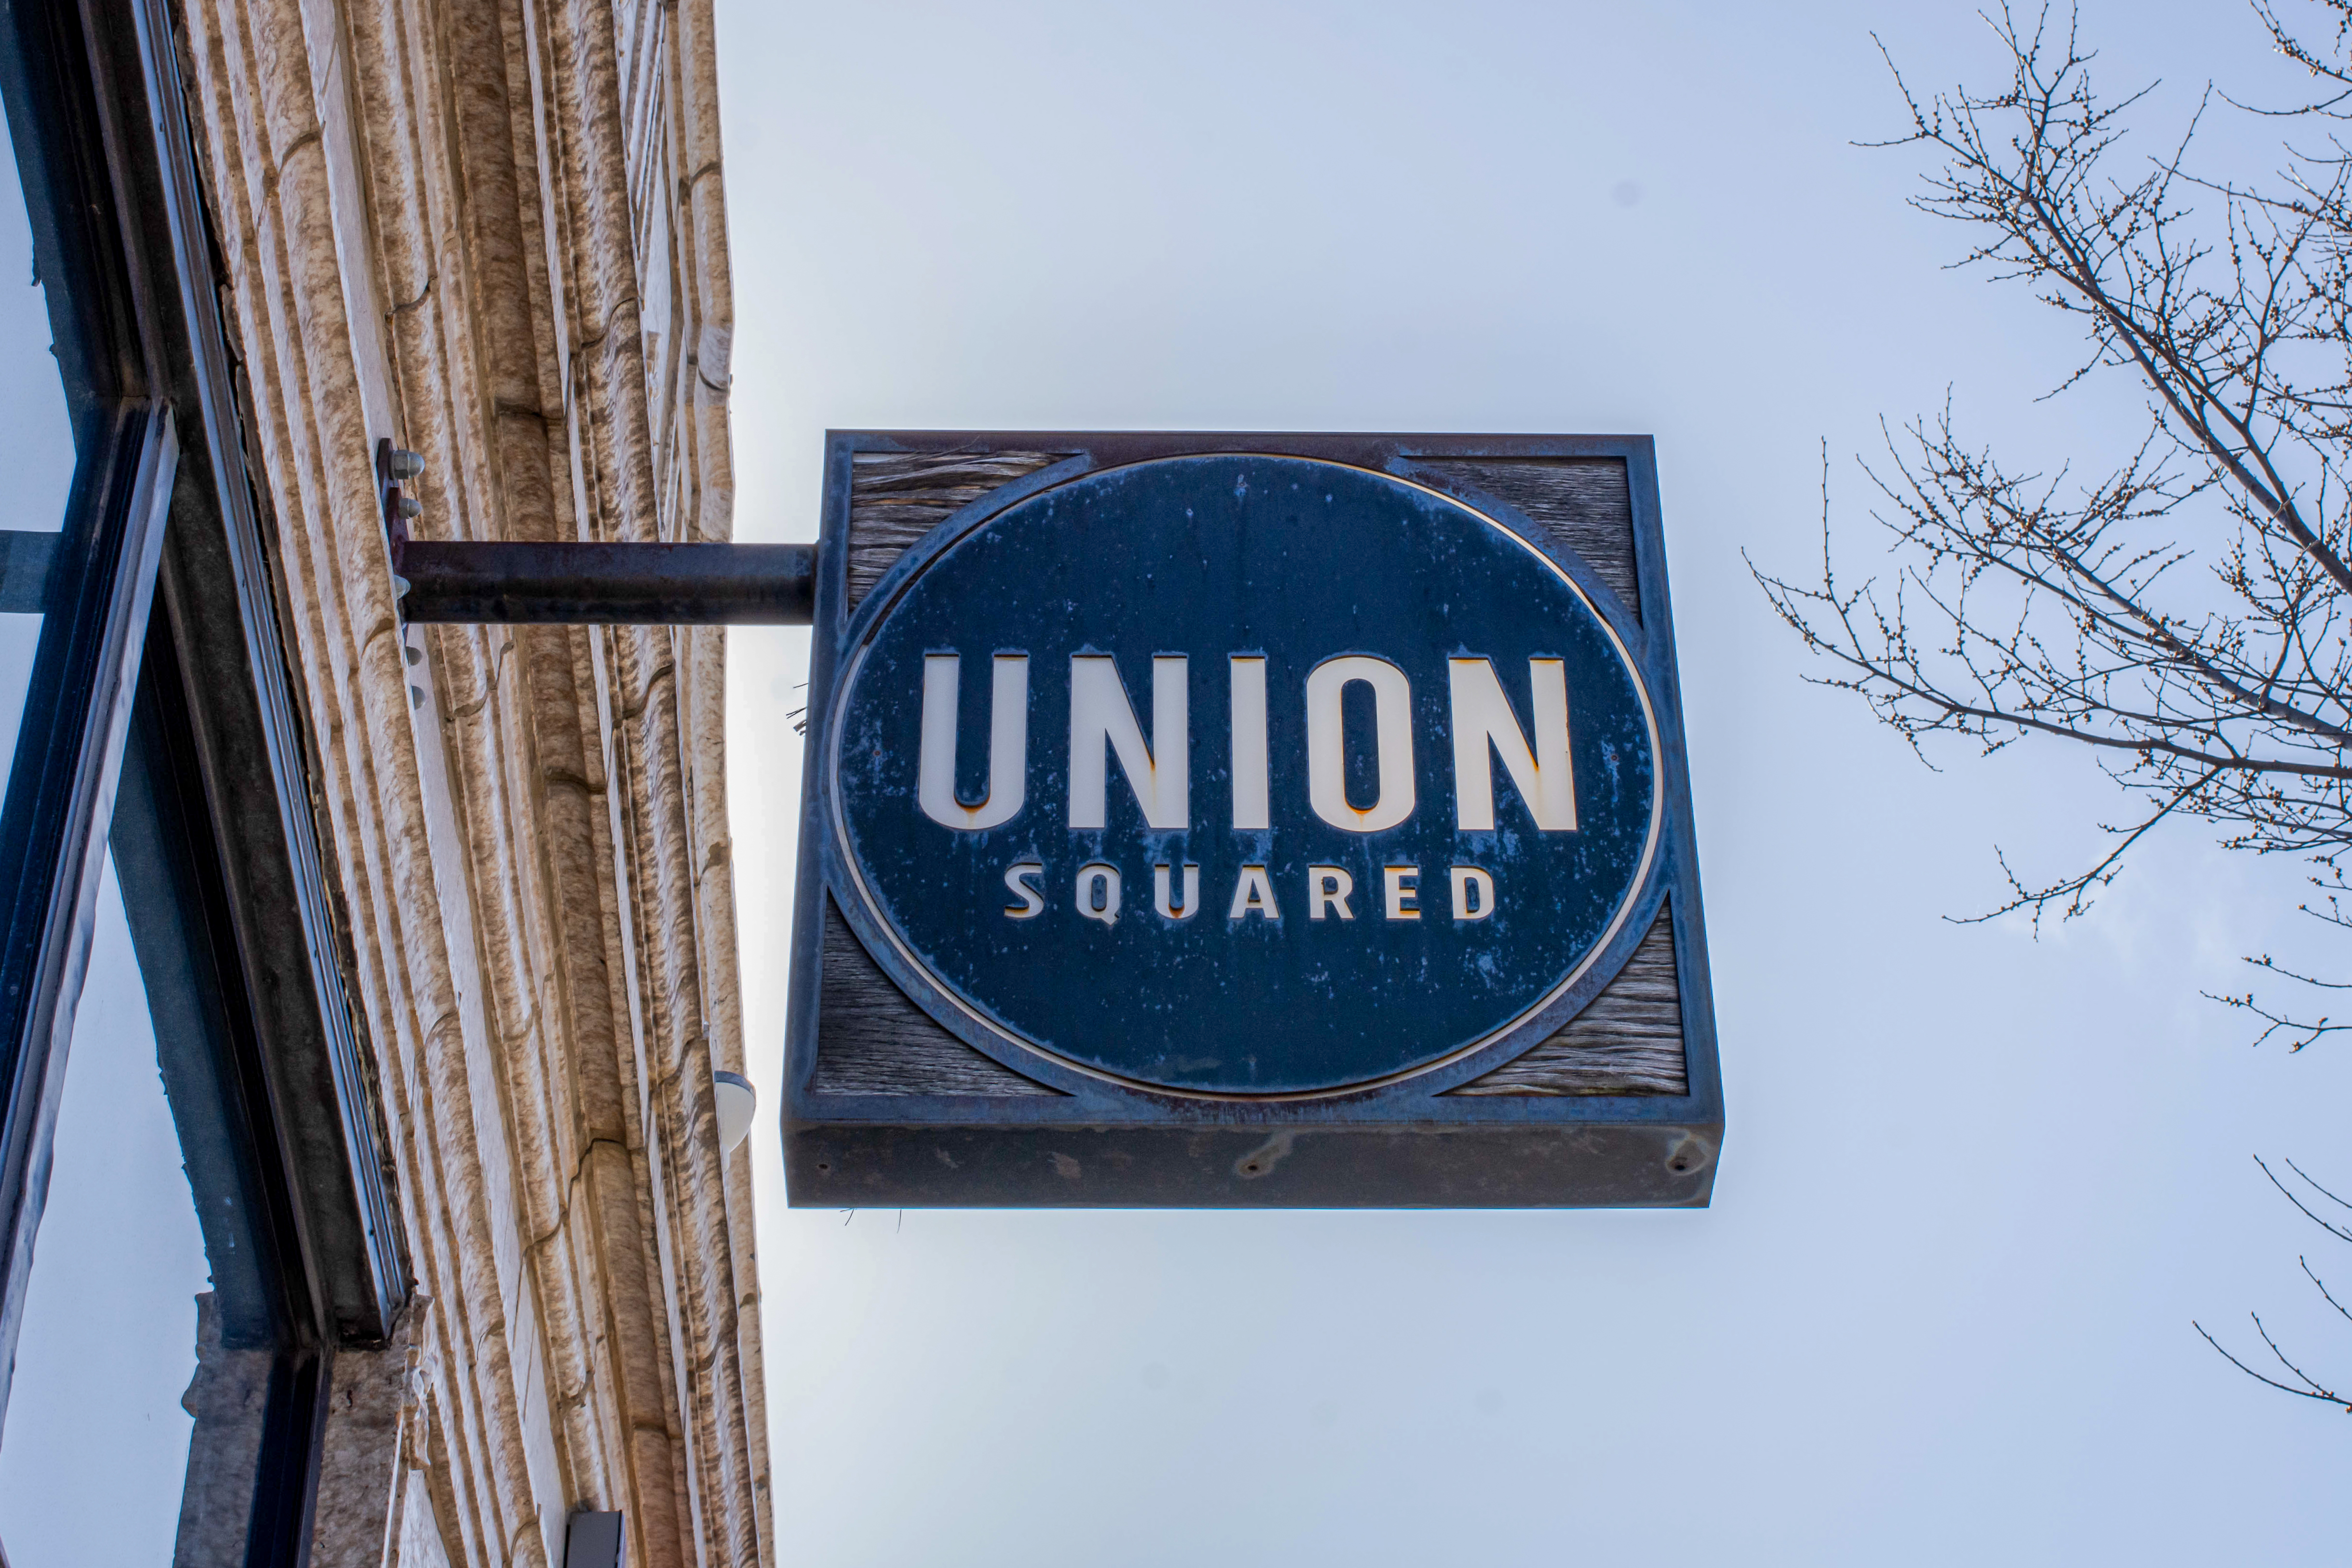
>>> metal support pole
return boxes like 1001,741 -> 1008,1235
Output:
394,540 -> 818,625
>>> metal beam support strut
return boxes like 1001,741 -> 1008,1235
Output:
395,541 -> 817,625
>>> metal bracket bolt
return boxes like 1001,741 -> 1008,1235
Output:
376,437 -> 430,709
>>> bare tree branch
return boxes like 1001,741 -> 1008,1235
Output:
1763,2 -> 2352,1049
2194,1319 -> 2347,1404
2195,1155 -> 2352,1413
2260,1153 -> 2352,1241
1789,0 -> 2352,1430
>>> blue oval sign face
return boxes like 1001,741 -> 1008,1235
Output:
827,454 -> 1660,1096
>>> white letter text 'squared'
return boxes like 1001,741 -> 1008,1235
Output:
1308,865 -> 1355,920
1228,864 -> 1281,920
1076,862 -> 1122,925
1450,864 -> 1496,921
1003,861 -> 1046,918
1155,862 -> 1201,920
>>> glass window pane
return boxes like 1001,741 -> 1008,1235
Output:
0,852 -> 211,1565
0,110 -> 86,781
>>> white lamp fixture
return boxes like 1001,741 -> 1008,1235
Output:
712,1070 -> 756,1154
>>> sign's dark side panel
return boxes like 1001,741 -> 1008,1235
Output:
786,434 -> 1721,1207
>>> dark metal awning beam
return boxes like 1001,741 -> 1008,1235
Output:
394,540 -> 817,625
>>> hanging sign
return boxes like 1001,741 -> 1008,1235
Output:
787,433 -> 1720,1206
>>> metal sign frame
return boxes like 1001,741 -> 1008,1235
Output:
784,431 -> 1723,1208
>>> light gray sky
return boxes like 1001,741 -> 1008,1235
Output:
0,863 -> 206,1564
715,3 -> 2347,1563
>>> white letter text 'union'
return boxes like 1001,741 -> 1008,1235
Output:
1229,656 -> 1270,831
1305,655 -> 1416,833
1449,657 -> 1577,831
1069,656 -> 1189,831
919,653 -> 1029,831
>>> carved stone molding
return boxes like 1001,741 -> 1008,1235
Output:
173,0 -> 766,1560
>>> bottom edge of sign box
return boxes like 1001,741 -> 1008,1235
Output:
781,1120 -> 1721,1209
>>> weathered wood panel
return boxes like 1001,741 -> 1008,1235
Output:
812,898 -> 1061,1096
1418,457 -> 1640,617
846,450 -> 1068,609
828,449 -> 1071,1098
848,452 -> 1636,617
1450,904 -> 1686,1095
816,888 -> 1686,1098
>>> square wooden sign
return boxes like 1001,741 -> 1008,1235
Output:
784,432 -> 1721,1206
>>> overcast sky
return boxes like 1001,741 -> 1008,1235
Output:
712,3 -> 2350,1562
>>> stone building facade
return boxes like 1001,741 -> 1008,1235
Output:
0,0 -> 767,1559
177,0 -> 769,1560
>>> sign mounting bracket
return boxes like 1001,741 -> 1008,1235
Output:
376,439 -> 815,626
394,539 -> 817,625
